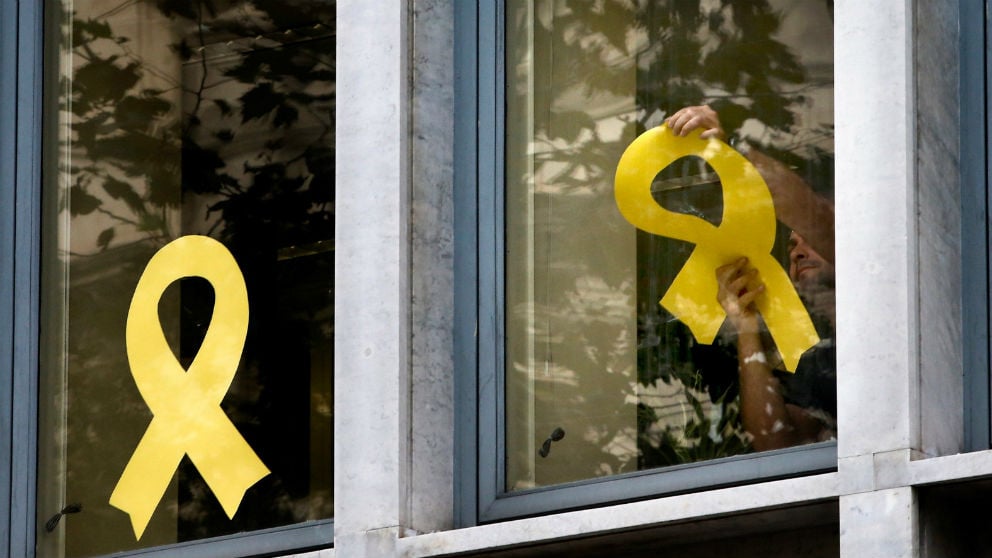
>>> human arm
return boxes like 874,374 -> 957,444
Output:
716,258 -> 825,451
667,105 -> 835,263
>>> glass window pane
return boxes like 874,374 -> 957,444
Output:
505,0 -> 834,491
38,1 -> 334,555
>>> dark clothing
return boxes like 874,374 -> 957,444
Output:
780,339 -> 836,421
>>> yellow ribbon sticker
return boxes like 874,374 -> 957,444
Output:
614,125 -> 818,372
110,235 -> 270,540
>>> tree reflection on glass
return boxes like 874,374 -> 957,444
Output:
504,0 -> 833,490
43,1 -> 334,555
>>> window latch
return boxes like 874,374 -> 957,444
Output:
45,503 -> 82,533
538,427 -> 565,458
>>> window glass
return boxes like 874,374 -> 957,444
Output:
38,1 -> 334,555
505,0 -> 834,491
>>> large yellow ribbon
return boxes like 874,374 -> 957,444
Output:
614,126 -> 818,372
110,235 -> 270,540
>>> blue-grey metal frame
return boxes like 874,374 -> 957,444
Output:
453,0 -> 481,530
0,0 -> 17,549
0,2 -> 334,555
1,1 -> 43,555
454,0 -> 838,526
962,0 -> 991,452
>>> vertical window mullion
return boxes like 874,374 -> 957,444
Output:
453,0 -> 481,529
0,0 -> 18,550
10,0 -> 43,555
962,0 -> 990,452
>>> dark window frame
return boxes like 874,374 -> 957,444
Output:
0,3 -> 334,556
454,0 -> 838,527
962,0 -> 991,452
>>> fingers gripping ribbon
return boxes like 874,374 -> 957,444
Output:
613,126 -> 818,372
110,235 -> 270,540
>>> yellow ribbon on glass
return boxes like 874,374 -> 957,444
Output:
110,235 -> 270,540
614,125 -> 818,372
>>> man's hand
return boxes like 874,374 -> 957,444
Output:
665,105 -> 725,140
715,257 -> 764,333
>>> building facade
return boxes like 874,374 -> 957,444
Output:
1,0 -> 990,556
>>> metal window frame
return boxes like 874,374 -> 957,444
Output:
0,2 -> 334,555
454,0 -> 837,527
2,1 -> 43,555
962,0 -> 991,452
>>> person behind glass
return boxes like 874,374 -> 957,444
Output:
715,234 -> 836,451
665,105 -> 835,267
666,105 -> 837,451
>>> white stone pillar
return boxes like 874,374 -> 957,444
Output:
835,0 -> 919,555
841,488 -> 918,557
335,0 -> 411,556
